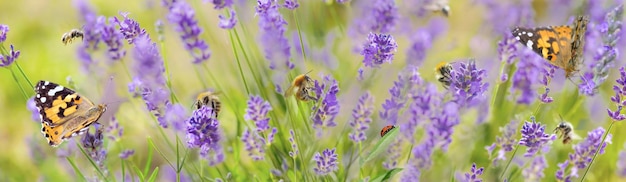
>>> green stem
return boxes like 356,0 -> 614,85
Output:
14,61 -> 34,89
293,10 -> 307,62
9,67 -> 29,101
580,120 -> 615,181
228,31 -> 251,95
499,143 -> 520,180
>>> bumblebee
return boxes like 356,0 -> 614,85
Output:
195,91 -> 221,118
554,116 -> 580,144
435,62 -> 453,88
61,29 -> 84,45
285,71 -> 316,102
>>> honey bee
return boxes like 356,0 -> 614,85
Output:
62,29 -> 84,45
435,61 -> 453,88
195,91 -> 221,118
284,71 -> 316,102
554,116 -> 580,144
380,125 -> 396,137
423,0 -> 450,17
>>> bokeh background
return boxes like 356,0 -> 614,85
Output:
0,0 -> 625,181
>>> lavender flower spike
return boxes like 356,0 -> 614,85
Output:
608,66 -> 626,121
101,17 -> 126,61
244,95 -> 272,132
186,106 -> 224,165
449,60 -> 489,108
360,32 -> 398,68
519,116 -> 556,157
167,1 -> 211,64
284,0 -> 299,10
348,91 -> 375,143
0,45 -> 20,67
311,75 -> 340,136
288,130 -> 299,158
313,148 -> 339,176
114,12 -> 147,44
460,163 -> 484,182
207,0 -> 233,9
218,9 -> 237,29
0,24 -> 8,43
241,128 -> 266,161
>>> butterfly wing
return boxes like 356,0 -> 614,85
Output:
512,26 -> 573,70
34,80 -> 104,147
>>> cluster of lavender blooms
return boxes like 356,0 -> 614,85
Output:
486,119 -> 519,165
580,5 -> 623,96
242,95 -> 277,161
519,117 -> 556,157
165,0 -> 211,64
458,163 -> 484,182
351,0 -> 398,35
311,75 -> 340,137
348,92 -> 375,143
187,106 -> 224,165
556,127 -> 612,181
0,24 -> 21,68
81,124 -> 108,176
256,0 -> 294,93
312,148 -> 339,176
608,66 -> 626,121
206,0 -> 238,29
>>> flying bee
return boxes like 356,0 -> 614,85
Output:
380,125 -> 396,137
284,71 -> 317,102
554,116 -> 581,144
194,91 -> 221,118
423,0 -> 450,17
435,61 -> 453,88
62,29 -> 84,45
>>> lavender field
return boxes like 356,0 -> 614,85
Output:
1,0 -> 626,181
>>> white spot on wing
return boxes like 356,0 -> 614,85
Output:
527,32 -> 533,37
47,86 -> 64,96
526,40 -> 534,48
44,81 -> 49,85
40,97 -> 46,103
36,94 -> 40,98
516,36 -> 520,40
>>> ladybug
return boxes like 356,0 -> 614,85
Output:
380,125 -> 396,137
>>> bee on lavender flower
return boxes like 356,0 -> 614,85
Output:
61,29 -> 84,45
285,71 -> 316,102
194,91 -> 221,118
435,61 -> 453,88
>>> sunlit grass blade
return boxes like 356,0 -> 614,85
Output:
66,157 -> 87,181
131,162 -> 146,182
147,167 -> 160,182
368,168 -> 403,182
147,137 -> 175,170
359,126 -> 398,165
143,145 -> 154,176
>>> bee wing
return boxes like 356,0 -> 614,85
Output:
284,85 -> 298,97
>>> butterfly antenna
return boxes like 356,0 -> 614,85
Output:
305,69 -> 313,75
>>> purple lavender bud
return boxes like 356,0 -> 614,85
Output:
618,145 -> 626,176
449,60 -> 489,108
557,127 -> 612,179
218,9 -> 237,29
539,87 -> 553,103
311,75 -> 340,136
106,117 -> 123,141
512,49 -> 543,104
101,17 -> 126,61
131,35 -> 170,121
207,0 -> 233,9
241,128 -> 265,161
0,24 -> 8,43
380,74 -> 407,125
400,164 -> 421,182
352,0 -> 398,34
244,95 -> 272,132
81,124 -> 107,172
256,0 -> 292,68
522,156 -> 547,180
406,18 -> 448,66
288,130 -> 299,158
360,32 -> 398,68
114,12 -> 147,44
383,138 -> 403,169
27,96 -> 39,122
487,119 -> 519,165
498,33 -> 518,64
283,0 -> 299,10
519,117 -> 556,157
161,103 -> 188,131
267,127 -> 277,145
460,163 -> 484,182
167,1 -> 211,64
186,106 -> 224,165
555,160 -> 571,181
0,45 -> 20,67
119,149 -> 135,159
349,92 -> 375,143
609,66 -> 626,121
313,148 -> 339,175
427,102 -> 459,151
411,138 -> 435,169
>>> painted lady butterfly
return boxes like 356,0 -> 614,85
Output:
34,80 -> 107,147
512,16 -> 589,78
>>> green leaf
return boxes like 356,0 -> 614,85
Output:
368,168 -> 403,182
359,126 -> 399,165
147,167 -> 160,182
